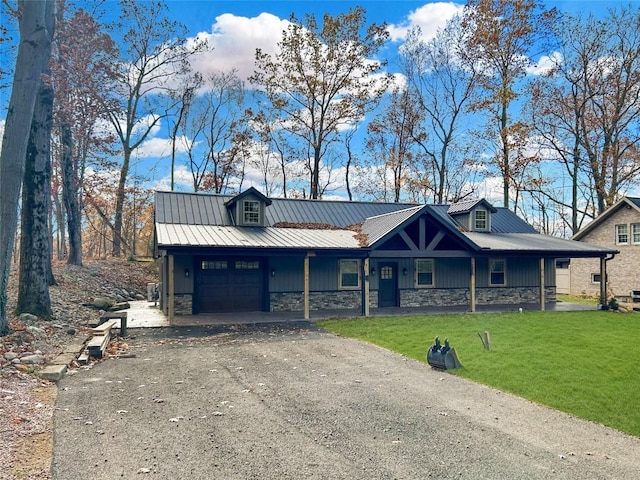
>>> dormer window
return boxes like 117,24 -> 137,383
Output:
243,200 -> 260,225
473,208 -> 490,231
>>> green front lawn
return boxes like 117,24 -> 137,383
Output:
317,310 -> 640,437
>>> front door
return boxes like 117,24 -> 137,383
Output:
378,262 -> 398,307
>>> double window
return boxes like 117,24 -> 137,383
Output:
339,259 -> 360,289
415,259 -> 434,287
489,259 -> 506,286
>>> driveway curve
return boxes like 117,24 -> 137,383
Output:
52,323 -> 640,479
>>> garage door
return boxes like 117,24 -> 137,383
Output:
196,258 -> 264,313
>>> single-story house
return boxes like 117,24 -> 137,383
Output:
154,188 -> 618,322
568,196 -> 640,303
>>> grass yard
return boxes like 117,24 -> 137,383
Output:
317,310 -> 640,438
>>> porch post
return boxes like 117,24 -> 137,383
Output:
168,254 -> 175,325
539,257 -> 546,311
304,254 -> 310,320
470,258 -> 476,313
363,258 -> 370,317
600,256 -> 607,305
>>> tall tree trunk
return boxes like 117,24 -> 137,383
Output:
61,124 -> 82,265
18,79 -> 54,318
0,0 -> 54,336
112,148 -> 131,257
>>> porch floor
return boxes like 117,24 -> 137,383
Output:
166,300 -> 597,328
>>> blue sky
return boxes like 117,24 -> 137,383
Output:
1,1 -> 636,200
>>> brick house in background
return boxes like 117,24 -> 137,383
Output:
570,197 -> 640,303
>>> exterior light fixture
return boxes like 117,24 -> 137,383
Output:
271,269 -> 276,277
184,268 -> 190,278
370,267 -> 376,276
402,267 -> 408,276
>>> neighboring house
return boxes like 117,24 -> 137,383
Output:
570,196 -> 640,303
154,188 -> 617,322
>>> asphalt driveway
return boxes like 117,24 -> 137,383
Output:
52,323 -> 640,479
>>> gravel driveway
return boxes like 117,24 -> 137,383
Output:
52,323 -> 640,479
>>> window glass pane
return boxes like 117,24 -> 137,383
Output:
633,224 -> 640,243
202,260 -> 227,270
416,259 -> 433,286
243,200 -> 260,224
380,266 -> 393,279
340,260 -> 360,288
616,224 -> 628,244
490,259 -> 505,285
235,260 -> 259,269
475,210 -> 487,230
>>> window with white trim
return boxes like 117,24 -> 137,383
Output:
616,224 -> 628,244
474,209 -> 488,231
489,259 -> 506,286
415,259 -> 434,287
339,259 -> 360,289
243,200 -> 260,225
591,273 -> 608,284
632,223 -> 640,244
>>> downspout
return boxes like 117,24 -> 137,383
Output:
600,253 -> 616,308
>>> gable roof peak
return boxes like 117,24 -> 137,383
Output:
224,186 -> 272,207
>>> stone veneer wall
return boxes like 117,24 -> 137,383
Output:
174,294 -> 193,315
270,291 -> 362,312
271,287 -> 556,312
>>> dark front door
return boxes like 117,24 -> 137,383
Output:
196,258 -> 264,313
378,262 -> 398,307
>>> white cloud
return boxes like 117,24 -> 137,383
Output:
527,52 -> 562,76
188,13 -> 289,84
388,2 -> 464,43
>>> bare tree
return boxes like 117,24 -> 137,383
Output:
178,70 -> 245,192
462,0 -> 557,208
401,18 -> 479,204
365,88 -> 421,202
52,2 -> 116,265
525,6 -> 640,233
251,7 -> 391,199
0,0 -> 54,336
105,0 -> 205,255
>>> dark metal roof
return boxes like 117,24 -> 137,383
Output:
155,190 -> 615,257
155,191 -> 414,227
156,224 -> 360,250
362,206 -> 425,245
447,198 -> 497,214
429,205 -> 537,234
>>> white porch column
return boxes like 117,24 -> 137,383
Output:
470,257 -> 476,313
168,254 -> 175,325
539,257 -> 546,311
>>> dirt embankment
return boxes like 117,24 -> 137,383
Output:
0,259 -> 157,480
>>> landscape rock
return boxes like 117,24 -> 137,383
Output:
19,313 -> 38,323
4,351 -> 18,361
20,354 -> 45,365
27,325 -> 46,335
